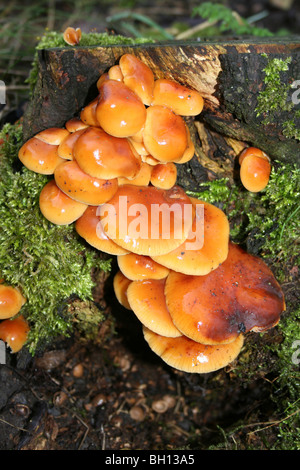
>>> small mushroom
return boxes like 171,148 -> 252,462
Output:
54,160 -> 118,205
239,147 -> 271,192
75,206 -> 129,255
80,97 -> 101,127
96,79 -> 147,138
119,53 -> 155,106
143,105 -> 188,163
150,162 -> 177,189
143,327 -> 244,374
63,27 -> 82,46
73,127 -> 141,180
164,242 -> 285,345
127,278 -> 182,338
118,161 -> 152,187
151,78 -> 204,116
65,117 -> 88,133
98,184 -> 195,256
0,285 -> 26,320
108,64 -> 124,82
113,271 -> 132,310
18,137 -> 64,174
0,315 -> 30,353
117,253 -> 169,281
39,180 -> 87,225
57,128 -> 87,160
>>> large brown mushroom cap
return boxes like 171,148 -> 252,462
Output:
73,127 -> 141,180
0,285 -> 26,320
143,105 -> 188,163
96,80 -> 147,138
75,206 -> 129,255
39,180 -> 87,225
99,184 -> 195,256
18,137 -> 64,175
54,160 -> 118,205
119,53 -> 155,106
143,327 -> 244,374
152,78 -> 204,116
164,242 -> 285,345
127,279 -> 182,338
152,197 -> 230,275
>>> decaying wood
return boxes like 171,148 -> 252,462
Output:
22,38 -> 300,187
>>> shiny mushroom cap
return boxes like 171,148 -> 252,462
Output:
39,180 -> 87,225
127,279 -> 182,338
65,117 -> 89,133
118,161 -> 152,187
0,315 -> 30,353
98,184 -> 195,256
96,79 -> 147,138
119,53 -> 155,106
150,162 -> 177,189
34,128 -> 70,145
73,127 -> 141,180
239,147 -> 271,193
18,137 -> 64,175
75,205 -> 129,255
0,285 -> 26,320
152,197 -> 230,276
152,78 -> 204,116
143,327 -> 244,374
117,253 -> 170,281
54,160 -> 118,206
164,242 -> 285,345
143,105 -> 188,163
113,271 -> 132,310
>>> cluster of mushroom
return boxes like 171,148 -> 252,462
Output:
16,52 -> 285,372
0,281 -> 29,353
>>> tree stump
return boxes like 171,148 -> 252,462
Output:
23,38 -> 300,189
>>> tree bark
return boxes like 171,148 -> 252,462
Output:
22,38 -> 300,188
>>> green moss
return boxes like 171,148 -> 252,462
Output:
256,55 -> 300,141
27,30 -> 154,93
0,123 -> 111,353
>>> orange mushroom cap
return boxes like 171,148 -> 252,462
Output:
143,327 -> 244,374
73,127 -> 141,180
54,160 -> 118,206
176,124 -> 195,164
150,162 -> 177,189
127,279 -> 182,338
165,242 -> 285,345
57,128 -> 86,160
239,148 -> 271,192
63,27 -> 82,46
96,79 -> 147,138
0,285 -> 26,320
118,161 -> 152,187
18,137 -> 64,175
108,64 -> 124,82
119,53 -> 155,106
151,78 -> 204,116
117,253 -> 169,281
0,315 -> 30,353
80,97 -> 101,128
75,205 -> 129,255
98,184 -> 195,256
34,127 -> 70,145
152,197 -> 230,276
65,117 -> 89,133
39,180 -> 87,225
113,271 -> 132,310
143,105 -> 188,163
